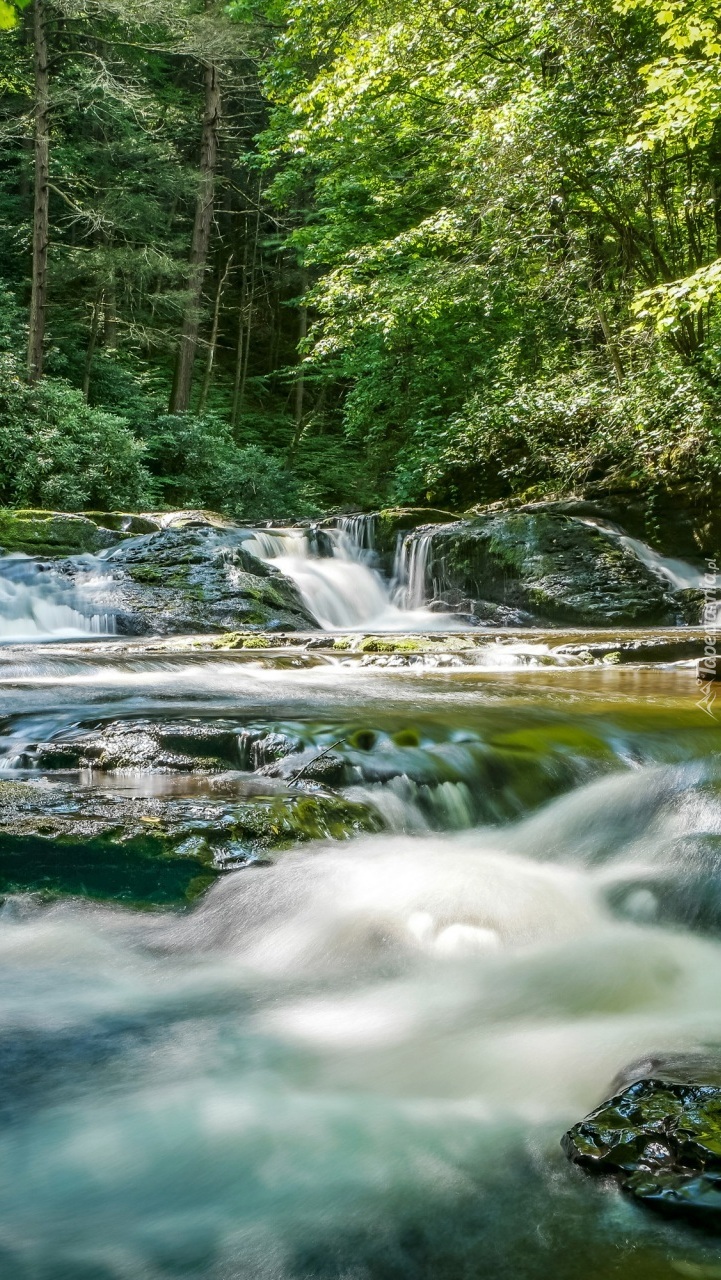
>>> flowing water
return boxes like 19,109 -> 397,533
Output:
0,636 -> 720,1278
0,516 -> 720,1278
0,556 -> 116,643
243,523 -> 458,631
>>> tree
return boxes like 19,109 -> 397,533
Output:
169,57 -> 222,413
27,0 -> 48,381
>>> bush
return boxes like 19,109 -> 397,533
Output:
0,354 -> 151,511
402,363 -> 720,508
144,413 -> 308,519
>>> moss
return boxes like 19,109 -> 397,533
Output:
563,1078 -> 721,1226
332,637 -> 352,650
357,636 -> 431,653
0,508 -> 119,557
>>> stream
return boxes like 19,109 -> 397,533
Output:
0,519 -> 720,1278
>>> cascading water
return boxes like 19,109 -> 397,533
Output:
0,620 -> 719,1276
577,515 -> 717,607
243,522 -> 458,631
0,555 -> 116,644
393,530 -> 437,610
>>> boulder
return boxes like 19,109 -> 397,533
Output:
0,509 -> 122,557
66,526 -> 317,635
405,512 -> 679,626
563,1075 -> 721,1225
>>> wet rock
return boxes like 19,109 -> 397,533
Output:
260,745 -> 348,787
373,507 -> 461,562
19,720 -> 307,775
410,512 -> 677,626
0,778 -> 381,905
556,635 -> 706,665
23,720 -> 246,773
0,509 -> 122,557
563,1076 -> 721,1225
66,526 -> 317,635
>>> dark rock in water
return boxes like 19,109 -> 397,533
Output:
562,1077 -> 721,1225
410,512 -> 677,626
72,526 -> 317,635
19,719 -> 306,776
557,635 -> 706,665
24,719 -> 247,773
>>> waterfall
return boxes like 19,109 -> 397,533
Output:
0,556 -> 116,644
244,524 -> 456,631
334,514 -> 377,558
576,516 -> 718,617
393,531 -> 436,609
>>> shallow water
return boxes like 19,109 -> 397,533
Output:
1,647 -> 721,1278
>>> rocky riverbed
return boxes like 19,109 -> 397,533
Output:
1,504 -> 721,1279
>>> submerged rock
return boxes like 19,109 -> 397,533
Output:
405,512 -> 678,626
0,778 -> 381,906
65,526 -> 317,635
563,1076 -> 721,1225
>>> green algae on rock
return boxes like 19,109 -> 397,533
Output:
408,512 -> 678,626
0,779 -> 381,907
0,509 -> 122,558
562,1077 -> 721,1225
80,526 -> 317,635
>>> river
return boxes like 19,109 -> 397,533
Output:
0,519 -> 719,1278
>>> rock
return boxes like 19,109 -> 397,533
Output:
557,635 -> 707,665
70,526 -> 317,635
407,512 -> 678,626
373,507 -> 461,564
0,509 -> 123,557
0,778 -> 381,906
698,655 -> 721,682
16,719 -> 307,775
562,1076 -> 721,1225
82,511 -> 161,534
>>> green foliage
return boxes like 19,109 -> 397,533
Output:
0,0 -> 719,518
144,414 -> 308,518
417,362 -> 720,508
0,284 -> 150,509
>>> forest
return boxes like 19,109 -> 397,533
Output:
0,0 -> 719,520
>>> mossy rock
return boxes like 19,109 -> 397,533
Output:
0,779 -> 381,907
0,509 -> 122,558
375,507 -> 461,558
70,527 -> 318,636
563,1077 -> 721,1225
412,511 -> 678,626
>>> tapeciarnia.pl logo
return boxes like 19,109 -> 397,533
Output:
696,559 -> 718,719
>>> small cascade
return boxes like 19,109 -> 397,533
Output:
244,523 -> 459,632
334,514 -> 378,559
0,556 -> 116,644
576,516 -> 718,617
393,531 -> 437,610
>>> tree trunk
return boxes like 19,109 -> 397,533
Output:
594,301 -> 624,385
234,193 -> 261,426
169,60 -> 221,413
27,0 -> 49,383
293,295 -> 308,435
198,253 -> 232,413
82,292 -> 102,401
